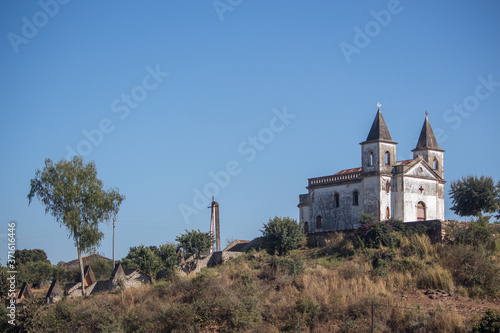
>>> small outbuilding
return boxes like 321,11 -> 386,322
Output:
17,282 -> 34,302
45,280 -> 64,304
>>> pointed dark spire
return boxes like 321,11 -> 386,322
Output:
365,109 -> 394,142
415,116 -> 442,150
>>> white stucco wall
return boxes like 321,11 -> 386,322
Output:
403,177 -> 443,221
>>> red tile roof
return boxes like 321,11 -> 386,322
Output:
333,159 -> 414,176
398,159 -> 413,165
334,167 -> 362,175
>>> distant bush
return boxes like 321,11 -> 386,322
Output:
270,255 -> 305,277
445,218 -> 500,252
472,309 -> 500,333
261,216 -> 304,256
357,214 -> 403,249
441,245 -> 500,298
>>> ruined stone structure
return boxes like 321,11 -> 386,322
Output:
177,239 -> 255,276
298,109 -> 445,232
65,264 -> 150,297
17,282 -> 33,303
45,280 -> 63,304
66,265 -> 97,297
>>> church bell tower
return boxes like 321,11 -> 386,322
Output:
360,106 -> 397,175
412,114 -> 444,178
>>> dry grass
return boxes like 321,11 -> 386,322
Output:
416,265 -> 455,291
8,232 -> 500,332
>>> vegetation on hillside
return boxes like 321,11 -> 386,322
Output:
3,217 -> 500,332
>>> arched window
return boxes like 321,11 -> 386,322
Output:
353,191 -> 359,206
385,180 -> 391,193
417,201 -> 426,221
385,151 -> 390,165
304,222 -> 309,233
433,159 -> 439,170
368,152 -> 374,167
386,206 -> 390,219
334,193 -> 340,208
316,216 -> 322,230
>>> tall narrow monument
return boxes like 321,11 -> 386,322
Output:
210,197 -> 221,252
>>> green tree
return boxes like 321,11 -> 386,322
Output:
51,265 -> 73,283
88,256 -> 114,280
123,245 -> 162,282
17,261 -> 53,287
28,156 -> 124,296
15,249 -> 50,265
176,229 -> 214,261
449,176 -> 499,218
159,243 -> 178,279
261,216 -> 304,256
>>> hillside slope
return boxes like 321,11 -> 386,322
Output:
3,229 -> 500,332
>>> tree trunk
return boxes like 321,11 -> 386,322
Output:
78,248 -> 86,297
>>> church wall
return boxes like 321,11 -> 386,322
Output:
299,204 -> 311,230
436,183 -> 445,220
310,182 -> 362,231
392,175 -> 405,221
403,177 -> 440,221
379,176 -> 392,220
361,176 -> 379,219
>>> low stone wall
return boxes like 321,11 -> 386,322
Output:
305,220 -> 470,246
403,220 -> 444,243
178,244 -> 251,276
306,229 -> 357,247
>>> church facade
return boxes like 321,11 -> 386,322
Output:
298,108 -> 445,233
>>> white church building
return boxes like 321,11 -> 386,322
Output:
298,108 -> 445,233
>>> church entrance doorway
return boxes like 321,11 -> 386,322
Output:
417,201 -> 426,221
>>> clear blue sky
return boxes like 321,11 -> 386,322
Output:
1,1 -> 499,264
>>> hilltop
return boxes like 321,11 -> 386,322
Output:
3,221 -> 500,332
